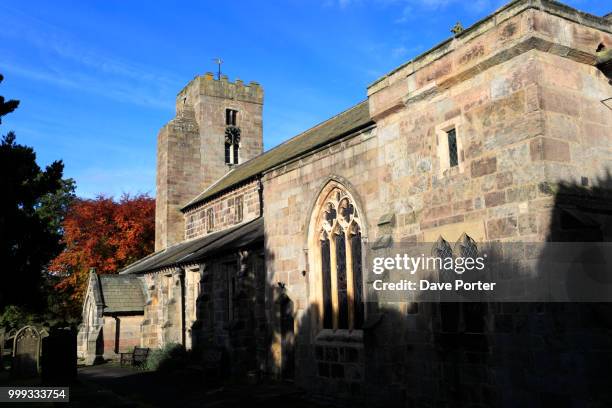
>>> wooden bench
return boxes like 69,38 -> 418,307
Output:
120,347 -> 150,367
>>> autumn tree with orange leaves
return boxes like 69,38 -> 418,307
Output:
49,194 -> 155,314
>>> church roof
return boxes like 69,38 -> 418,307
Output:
182,100 -> 373,211
98,274 -> 145,314
120,217 -> 264,275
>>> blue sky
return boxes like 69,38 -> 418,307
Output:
0,0 -> 607,198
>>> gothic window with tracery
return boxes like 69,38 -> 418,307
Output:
454,233 -> 478,259
315,187 -> 364,330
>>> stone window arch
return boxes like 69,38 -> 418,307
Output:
454,233 -> 478,259
310,184 -> 364,330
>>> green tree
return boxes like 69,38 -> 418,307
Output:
0,74 -> 74,311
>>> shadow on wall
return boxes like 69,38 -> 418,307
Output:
266,171 -> 612,407
188,245 -> 271,380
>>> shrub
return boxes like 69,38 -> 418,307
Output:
0,305 -> 34,329
144,343 -> 188,372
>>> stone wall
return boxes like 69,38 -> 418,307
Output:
101,315 -> 144,360
138,250 -> 266,366
191,251 -> 267,376
184,180 -> 261,239
141,271 -> 184,348
155,105 -> 201,251
262,3 -> 612,406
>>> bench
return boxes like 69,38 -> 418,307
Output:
120,347 -> 150,367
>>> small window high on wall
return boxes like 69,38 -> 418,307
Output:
447,128 -> 458,168
235,196 -> 244,223
207,208 -> 214,232
436,120 -> 464,176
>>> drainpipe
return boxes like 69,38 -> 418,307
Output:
258,179 -> 264,217
176,268 -> 186,347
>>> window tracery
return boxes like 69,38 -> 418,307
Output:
315,187 -> 364,330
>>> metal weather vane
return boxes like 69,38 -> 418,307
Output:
213,57 -> 223,80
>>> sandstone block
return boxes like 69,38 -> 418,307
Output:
485,191 -> 506,207
487,216 -> 518,239
471,156 -> 497,178
529,137 -> 570,162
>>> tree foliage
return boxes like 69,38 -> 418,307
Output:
50,194 -> 155,310
0,74 -> 19,124
0,74 -> 73,311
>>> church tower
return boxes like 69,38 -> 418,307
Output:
155,72 -> 264,250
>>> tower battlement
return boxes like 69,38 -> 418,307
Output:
176,73 -> 263,115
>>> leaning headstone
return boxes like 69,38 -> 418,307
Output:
12,326 -> 41,378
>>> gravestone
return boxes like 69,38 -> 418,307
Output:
41,328 -> 77,385
12,326 -> 41,378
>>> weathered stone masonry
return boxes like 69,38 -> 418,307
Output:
184,180 -> 261,239
263,2 -> 612,405
156,74 -> 263,251
80,1 -> 612,406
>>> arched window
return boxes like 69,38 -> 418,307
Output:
313,187 -> 364,330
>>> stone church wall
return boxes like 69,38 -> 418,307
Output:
262,3 -> 612,406
190,251 -> 267,376
184,180 -> 261,239
101,315 -> 144,360
141,271 -> 184,348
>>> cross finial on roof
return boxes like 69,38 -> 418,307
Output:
451,21 -> 464,36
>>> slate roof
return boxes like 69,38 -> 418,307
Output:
98,274 -> 145,314
182,100 -> 373,211
120,217 -> 264,275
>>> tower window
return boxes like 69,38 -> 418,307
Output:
225,143 -> 231,164
225,109 -> 238,126
233,143 -> 239,164
447,128 -> 458,167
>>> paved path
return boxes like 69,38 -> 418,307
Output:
77,364 -> 326,408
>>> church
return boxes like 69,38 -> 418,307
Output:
78,0 -> 612,406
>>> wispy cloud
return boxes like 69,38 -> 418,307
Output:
0,4 -> 181,110
324,0 -> 497,17
0,61 -> 172,110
